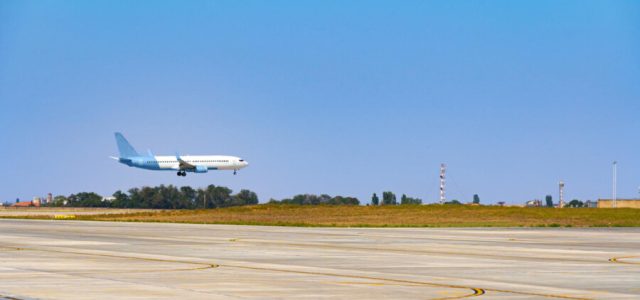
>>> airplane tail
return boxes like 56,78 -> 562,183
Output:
114,132 -> 139,158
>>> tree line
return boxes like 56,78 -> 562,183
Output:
268,194 -> 360,205
369,192 -> 484,205
370,192 -> 423,205
544,195 -> 588,208
47,185 -> 258,209
43,186 -> 494,208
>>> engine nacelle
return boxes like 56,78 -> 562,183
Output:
194,165 -> 208,173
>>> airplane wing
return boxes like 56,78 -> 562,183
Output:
176,153 -> 196,170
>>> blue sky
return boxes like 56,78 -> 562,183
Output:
1,0 -> 639,204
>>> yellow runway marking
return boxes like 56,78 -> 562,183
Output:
0,245 -> 596,299
0,246 -> 219,270
609,256 -> 640,265
224,263 -> 484,299
221,263 -> 592,299
0,245 -> 482,299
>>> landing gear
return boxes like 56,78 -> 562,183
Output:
177,171 -> 186,177
233,170 -> 237,175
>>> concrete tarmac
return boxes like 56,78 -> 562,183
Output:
0,220 -> 638,299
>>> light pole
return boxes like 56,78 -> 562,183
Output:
559,181 -> 565,208
612,161 -> 617,208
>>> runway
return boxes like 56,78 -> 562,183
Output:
0,220 -> 638,299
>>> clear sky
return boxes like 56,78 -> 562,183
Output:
1,0 -> 639,204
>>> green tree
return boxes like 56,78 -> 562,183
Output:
233,189 -> 259,206
110,190 -> 130,208
382,191 -> 397,205
319,194 -> 332,204
127,188 -> 142,208
162,185 -> 185,209
371,193 -> 379,205
545,195 -> 554,207
444,199 -> 462,205
199,185 -> 233,208
57,185 -> 258,209
179,186 -> 197,208
50,195 -> 67,207
329,196 -> 359,205
473,194 -> 480,204
290,194 -> 312,205
567,199 -> 584,208
67,192 -> 105,207
269,194 -> 359,205
401,195 -> 422,205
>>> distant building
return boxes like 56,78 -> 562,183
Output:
598,199 -> 640,208
584,200 -> 597,208
525,199 -> 542,207
102,196 -> 116,202
10,197 -> 42,208
46,193 -> 53,204
13,200 -> 40,207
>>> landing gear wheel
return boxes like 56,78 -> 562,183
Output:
233,170 -> 237,175
181,171 -> 187,176
177,171 -> 181,176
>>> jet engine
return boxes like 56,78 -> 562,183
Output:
194,165 -> 208,173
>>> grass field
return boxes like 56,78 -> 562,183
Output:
0,207 -> 155,216
40,204 -> 640,227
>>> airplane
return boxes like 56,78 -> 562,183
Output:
111,132 -> 248,177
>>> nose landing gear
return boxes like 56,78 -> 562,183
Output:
233,170 -> 237,175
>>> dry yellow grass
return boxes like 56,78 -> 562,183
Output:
73,204 -> 640,227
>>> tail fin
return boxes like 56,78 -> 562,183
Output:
114,132 -> 139,158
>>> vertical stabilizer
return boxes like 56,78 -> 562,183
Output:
114,132 -> 139,158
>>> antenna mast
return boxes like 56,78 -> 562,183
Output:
559,180 -> 565,208
440,163 -> 446,204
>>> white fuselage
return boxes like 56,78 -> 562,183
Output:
118,155 -> 249,174
151,155 -> 242,171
